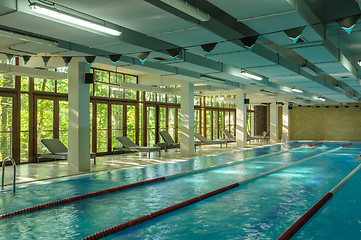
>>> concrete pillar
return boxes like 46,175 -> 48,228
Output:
236,90 -> 247,147
270,100 -> 279,143
68,61 -> 91,172
180,82 -> 195,155
282,102 -> 290,141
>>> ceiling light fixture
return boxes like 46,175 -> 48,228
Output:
358,60 -> 361,66
292,88 -> 303,93
241,70 -> 263,81
160,0 -> 210,22
29,3 -> 121,36
318,97 -> 326,102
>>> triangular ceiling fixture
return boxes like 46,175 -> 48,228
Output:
336,14 -> 360,34
42,56 -> 51,67
137,52 -> 150,64
62,57 -> 72,67
201,42 -> 217,56
167,48 -> 182,61
85,56 -> 96,67
284,26 -> 306,43
6,54 -> 14,63
109,54 -> 122,66
240,35 -> 259,51
23,56 -> 31,65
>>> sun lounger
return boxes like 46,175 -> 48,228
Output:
222,129 -> 236,142
115,136 -> 161,157
37,139 -> 97,164
194,133 -> 227,147
159,131 -> 180,152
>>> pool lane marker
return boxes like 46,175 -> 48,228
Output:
278,162 -> 360,239
82,144 -> 347,240
0,144 -> 310,220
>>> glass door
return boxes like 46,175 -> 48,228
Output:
146,105 -> 156,146
36,99 -> 54,153
0,95 -> 13,161
111,103 -> 123,150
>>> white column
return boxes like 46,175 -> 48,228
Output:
180,82 -> 195,155
270,101 -> 279,143
236,90 -> 247,147
68,61 -> 91,172
282,102 -> 290,141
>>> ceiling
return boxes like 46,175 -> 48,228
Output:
1,0 -> 361,104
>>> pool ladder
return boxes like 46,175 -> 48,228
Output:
1,157 -> 16,194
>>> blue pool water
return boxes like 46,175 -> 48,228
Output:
0,142 -> 360,239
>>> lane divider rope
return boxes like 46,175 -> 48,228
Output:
278,159 -> 360,238
83,144 -> 345,240
0,144 -> 308,219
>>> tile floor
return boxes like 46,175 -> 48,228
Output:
1,141 -> 270,187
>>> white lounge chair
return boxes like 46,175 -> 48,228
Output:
159,131 -> 180,152
194,133 -> 227,147
115,136 -> 161,157
37,139 -> 97,164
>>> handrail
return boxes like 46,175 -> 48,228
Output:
1,157 -> 16,194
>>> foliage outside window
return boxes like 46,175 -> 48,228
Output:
0,74 -> 15,89
21,76 -> 29,92
0,96 -> 12,159
124,75 -> 137,100
34,78 -> 55,92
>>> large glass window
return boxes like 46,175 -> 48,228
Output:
37,99 -> 54,153
20,94 -> 29,163
0,74 -> 15,89
59,101 -> 69,147
127,105 -> 136,143
124,75 -> 137,100
0,96 -> 13,159
96,103 -> 108,152
146,106 -> 156,146
112,104 -> 123,149
159,107 -> 167,142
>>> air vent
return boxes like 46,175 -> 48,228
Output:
341,76 -> 348,79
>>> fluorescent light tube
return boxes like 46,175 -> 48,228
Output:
241,71 -> 263,81
292,88 -> 303,93
318,97 -> 326,102
30,3 -> 121,36
160,0 -> 210,22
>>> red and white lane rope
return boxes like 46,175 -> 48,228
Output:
0,144 -> 307,219
278,145 -> 361,240
83,144 -> 346,240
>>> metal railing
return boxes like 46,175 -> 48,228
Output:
1,157 -> 16,194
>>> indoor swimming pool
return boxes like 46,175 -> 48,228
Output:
0,142 -> 360,239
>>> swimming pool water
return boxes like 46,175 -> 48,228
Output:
0,142 -> 360,239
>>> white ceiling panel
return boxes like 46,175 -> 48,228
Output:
247,65 -> 296,77
209,0 -> 294,20
292,45 -> 338,63
240,12 -> 306,35
212,51 -> 276,68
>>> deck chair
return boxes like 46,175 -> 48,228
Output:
159,131 -> 180,152
37,139 -> 97,164
194,133 -> 227,147
251,130 -> 270,142
115,136 -> 161,157
222,129 -> 236,142
159,131 -> 198,152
